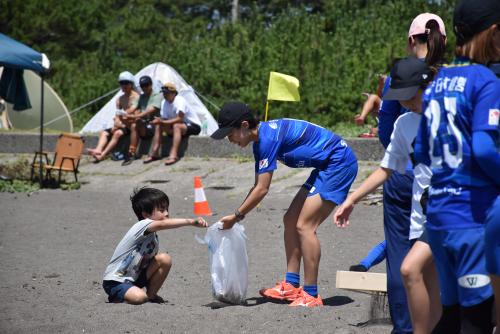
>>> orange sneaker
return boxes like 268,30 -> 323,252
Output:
289,290 -> 323,307
259,281 -> 302,302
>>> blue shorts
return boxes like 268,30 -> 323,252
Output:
485,196 -> 500,275
102,270 -> 148,303
428,227 -> 493,307
304,157 -> 358,205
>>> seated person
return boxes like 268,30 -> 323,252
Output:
122,75 -> 162,166
102,187 -> 207,304
87,71 -> 139,162
144,83 -> 201,165
354,74 -> 386,138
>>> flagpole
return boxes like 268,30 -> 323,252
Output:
264,100 -> 269,121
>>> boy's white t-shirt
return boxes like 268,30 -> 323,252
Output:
160,95 -> 201,126
380,112 -> 432,240
103,219 -> 159,283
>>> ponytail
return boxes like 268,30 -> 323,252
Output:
424,19 -> 446,66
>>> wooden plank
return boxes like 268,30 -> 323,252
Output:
335,270 -> 387,293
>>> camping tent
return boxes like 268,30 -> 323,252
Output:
0,33 -> 51,186
81,62 -> 218,136
0,67 -> 72,132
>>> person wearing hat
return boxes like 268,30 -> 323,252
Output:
144,83 -> 201,165
87,71 -> 139,162
414,0 -> 500,332
334,56 -> 443,333
359,12 -> 447,334
121,75 -> 163,166
211,102 -> 358,307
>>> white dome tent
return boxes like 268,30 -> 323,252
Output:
80,62 -> 218,136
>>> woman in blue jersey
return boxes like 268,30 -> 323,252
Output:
414,0 -> 500,332
335,56 -> 443,334
485,52 -> 500,334
364,12 -> 447,334
211,102 -> 358,307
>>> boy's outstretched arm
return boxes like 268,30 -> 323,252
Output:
147,217 -> 208,233
333,167 -> 392,228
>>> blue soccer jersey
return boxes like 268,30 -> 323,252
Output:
253,119 -> 353,174
379,76 -> 408,149
415,58 -> 500,230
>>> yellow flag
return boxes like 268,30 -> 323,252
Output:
267,71 -> 300,102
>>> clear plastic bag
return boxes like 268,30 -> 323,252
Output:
196,221 -> 248,304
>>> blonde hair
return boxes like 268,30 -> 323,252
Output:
455,24 -> 500,64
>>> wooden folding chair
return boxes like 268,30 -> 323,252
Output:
31,133 -> 85,185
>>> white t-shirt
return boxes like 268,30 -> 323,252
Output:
380,112 -> 432,240
160,95 -> 201,126
103,219 -> 159,283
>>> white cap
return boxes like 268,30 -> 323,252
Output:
118,71 -> 135,83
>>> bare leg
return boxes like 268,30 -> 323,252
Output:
145,253 -> 172,300
283,187 -> 309,274
400,241 -> 441,334
129,122 -> 138,155
88,131 -> 110,156
97,129 -> 124,160
296,194 -> 336,285
423,259 -> 442,331
168,123 -> 187,159
149,124 -> 163,158
123,286 -> 149,305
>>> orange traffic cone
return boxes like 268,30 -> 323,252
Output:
194,176 -> 213,216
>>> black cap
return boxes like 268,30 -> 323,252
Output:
211,102 -> 254,140
454,0 -> 500,46
139,75 -> 152,87
384,56 -> 433,101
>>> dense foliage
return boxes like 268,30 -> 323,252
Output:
1,0 -> 455,129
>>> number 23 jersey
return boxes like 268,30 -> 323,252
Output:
415,58 -> 500,229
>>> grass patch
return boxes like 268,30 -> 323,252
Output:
0,157 -> 80,192
0,179 -> 40,193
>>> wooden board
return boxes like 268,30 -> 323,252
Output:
335,270 -> 387,293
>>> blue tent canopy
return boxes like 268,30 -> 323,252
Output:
0,33 -> 48,74
0,33 -> 51,186
0,33 -> 50,110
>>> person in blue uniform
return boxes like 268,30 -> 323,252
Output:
335,56 -> 443,333
414,0 -> 500,332
485,40 -> 500,334
211,102 -> 358,307
375,13 -> 447,334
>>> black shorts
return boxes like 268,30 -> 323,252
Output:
105,127 -> 130,137
136,119 -> 155,139
186,123 -> 201,136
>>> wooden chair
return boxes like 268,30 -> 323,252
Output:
31,133 -> 85,185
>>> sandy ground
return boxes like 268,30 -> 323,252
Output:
0,155 -> 391,334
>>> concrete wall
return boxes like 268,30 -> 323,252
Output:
0,132 -> 385,161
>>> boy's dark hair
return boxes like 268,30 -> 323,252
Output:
130,187 -> 169,220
